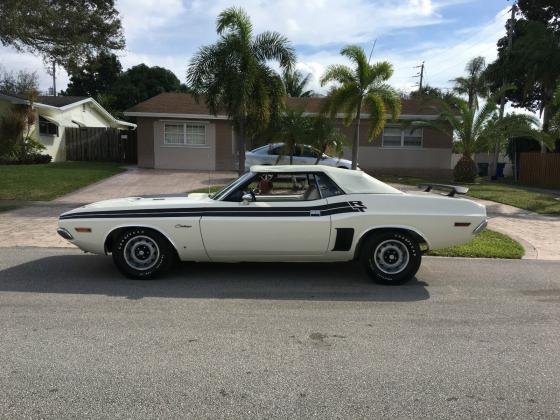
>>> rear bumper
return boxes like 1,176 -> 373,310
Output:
473,219 -> 488,234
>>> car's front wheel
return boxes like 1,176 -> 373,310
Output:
359,231 -> 421,285
112,228 -> 176,279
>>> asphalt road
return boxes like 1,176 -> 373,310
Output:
0,248 -> 559,419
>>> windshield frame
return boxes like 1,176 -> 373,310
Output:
210,172 -> 255,200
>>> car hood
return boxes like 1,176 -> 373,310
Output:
60,193 -> 215,217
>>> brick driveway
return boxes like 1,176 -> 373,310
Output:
0,168 -> 235,248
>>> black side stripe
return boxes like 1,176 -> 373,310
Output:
59,201 -> 367,220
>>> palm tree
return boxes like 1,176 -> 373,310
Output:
274,108 -> 311,164
320,45 -> 401,170
282,68 -> 313,97
187,7 -> 295,174
452,56 -> 488,110
412,94 -> 552,182
307,115 -> 347,164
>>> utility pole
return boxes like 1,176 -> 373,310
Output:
52,60 -> 57,96
414,62 -> 425,93
491,2 -> 516,180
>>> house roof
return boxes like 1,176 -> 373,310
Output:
0,93 -> 136,129
6,93 -> 89,107
124,92 -> 443,119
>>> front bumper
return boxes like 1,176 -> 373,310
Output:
57,227 -> 74,240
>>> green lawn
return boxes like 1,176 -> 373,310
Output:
376,174 -> 560,216
0,162 -> 125,201
428,229 -> 524,259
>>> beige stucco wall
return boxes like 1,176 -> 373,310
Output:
137,117 -> 156,168
153,119 -> 217,170
346,146 -> 452,171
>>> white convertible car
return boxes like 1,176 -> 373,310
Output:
58,166 -> 487,285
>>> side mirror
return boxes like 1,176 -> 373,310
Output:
242,192 -> 254,205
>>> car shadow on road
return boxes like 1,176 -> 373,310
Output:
0,254 -> 429,302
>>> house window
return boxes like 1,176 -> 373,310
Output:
382,127 -> 422,148
163,122 -> 207,146
39,116 -> 59,136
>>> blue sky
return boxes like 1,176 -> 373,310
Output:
0,0 -> 511,94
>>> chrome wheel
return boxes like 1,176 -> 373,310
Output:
123,235 -> 160,271
372,239 -> 410,275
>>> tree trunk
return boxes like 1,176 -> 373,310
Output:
237,120 -> 246,175
490,92 -> 508,180
351,102 -> 362,170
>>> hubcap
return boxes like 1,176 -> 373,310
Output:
372,239 -> 410,275
123,235 -> 160,271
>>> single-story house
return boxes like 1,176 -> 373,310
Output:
124,92 -> 452,176
0,93 -> 136,161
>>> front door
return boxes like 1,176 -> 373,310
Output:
200,172 -> 331,260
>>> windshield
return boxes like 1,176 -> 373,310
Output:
211,172 -> 254,200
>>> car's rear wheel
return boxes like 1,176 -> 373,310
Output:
359,231 -> 421,285
112,228 -> 175,279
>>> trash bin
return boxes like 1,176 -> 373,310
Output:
477,163 -> 489,176
496,163 -> 506,178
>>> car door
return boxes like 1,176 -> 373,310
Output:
199,173 -> 331,261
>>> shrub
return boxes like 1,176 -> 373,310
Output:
0,153 -> 52,165
12,136 -> 46,160
453,155 -> 478,182
0,110 -> 25,158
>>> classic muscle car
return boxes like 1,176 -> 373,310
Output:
57,165 -> 487,284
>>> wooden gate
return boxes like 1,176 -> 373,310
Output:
519,152 -> 560,189
65,127 -> 137,163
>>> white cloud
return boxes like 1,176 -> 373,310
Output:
187,0 -> 450,46
295,7 -> 509,94
116,0 -> 186,42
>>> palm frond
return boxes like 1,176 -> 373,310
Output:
363,92 -> 386,140
216,7 -> 252,40
253,31 -> 295,70
322,84 -> 359,123
370,83 -> 401,121
320,64 -> 354,86
340,45 -> 368,86
368,61 -> 394,83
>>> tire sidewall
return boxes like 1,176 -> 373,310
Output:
360,231 -> 421,285
113,228 -> 173,279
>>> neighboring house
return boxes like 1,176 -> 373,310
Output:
0,94 -> 136,161
124,92 -> 452,176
